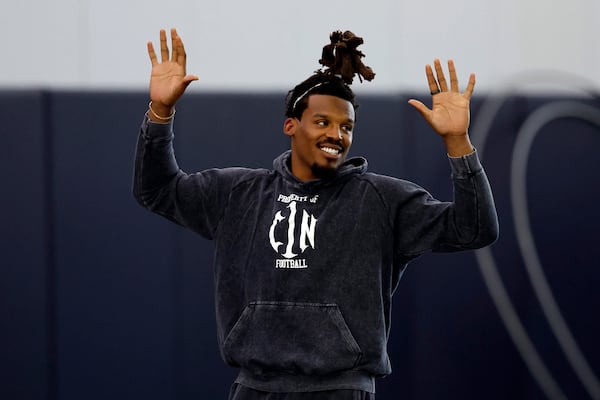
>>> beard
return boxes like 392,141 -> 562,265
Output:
311,163 -> 338,181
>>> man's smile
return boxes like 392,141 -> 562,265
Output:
318,141 -> 344,158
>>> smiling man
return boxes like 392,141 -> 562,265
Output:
133,29 -> 499,400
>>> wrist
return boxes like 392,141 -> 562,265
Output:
443,134 -> 474,157
148,101 -> 176,122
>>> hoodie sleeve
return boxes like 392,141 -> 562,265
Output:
384,150 -> 499,261
132,115 -> 242,239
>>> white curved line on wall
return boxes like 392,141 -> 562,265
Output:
470,71 -> 600,400
510,101 -> 600,400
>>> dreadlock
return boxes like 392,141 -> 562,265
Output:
285,30 -> 376,119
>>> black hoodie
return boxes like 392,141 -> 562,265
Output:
133,117 -> 499,393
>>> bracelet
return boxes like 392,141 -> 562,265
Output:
148,101 -> 176,121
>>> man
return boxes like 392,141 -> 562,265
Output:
134,28 -> 498,400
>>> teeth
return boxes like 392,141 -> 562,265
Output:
321,146 -> 339,155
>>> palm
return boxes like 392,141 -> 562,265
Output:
428,92 -> 470,136
150,61 -> 188,107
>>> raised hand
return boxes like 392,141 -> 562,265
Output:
147,28 -> 198,120
408,59 -> 475,156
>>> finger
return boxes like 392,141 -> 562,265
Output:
407,99 -> 432,122
425,64 -> 440,95
159,29 -> 169,63
448,60 -> 459,92
147,42 -> 158,66
173,30 -> 187,66
463,73 -> 476,99
434,59 -> 448,92
170,28 -> 178,62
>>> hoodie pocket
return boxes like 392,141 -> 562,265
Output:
223,301 -> 362,375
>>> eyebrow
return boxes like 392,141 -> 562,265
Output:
312,113 -> 355,124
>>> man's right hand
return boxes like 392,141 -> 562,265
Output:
147,28 -> 198,122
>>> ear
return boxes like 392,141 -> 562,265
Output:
283,117 -> 297,138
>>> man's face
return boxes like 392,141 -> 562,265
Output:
283,94 -> 355,181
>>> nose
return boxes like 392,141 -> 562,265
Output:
326,125 -> 343,141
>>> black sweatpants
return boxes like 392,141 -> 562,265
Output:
228,384 -> 375,400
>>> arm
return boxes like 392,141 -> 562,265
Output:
133,29 -> 220,238
133,28 -> 197,215
388,152 -> 498,261
443,149 -> 499,251
395,59 -> 498,255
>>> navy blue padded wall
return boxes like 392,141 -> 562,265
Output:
48,92 -> 179,400
468,95 -> 600,400
0,91 -> 49,400
2,89 -> 599,400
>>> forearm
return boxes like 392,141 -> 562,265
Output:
444,150 -> 499,249
132,116 -> 181,210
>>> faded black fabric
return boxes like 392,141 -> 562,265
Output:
228,384 -> 375,400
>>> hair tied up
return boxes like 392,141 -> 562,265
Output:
319,30 -> 376,84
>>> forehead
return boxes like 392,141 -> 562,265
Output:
304,94 -> 355,121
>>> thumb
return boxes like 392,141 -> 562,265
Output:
182,74 -> 199,88
407,99 -> 431,122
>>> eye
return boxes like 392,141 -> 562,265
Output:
316,120 -> 328,127
342,125 -> 353,133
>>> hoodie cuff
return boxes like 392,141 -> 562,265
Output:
141,113 -> 175,142
447,149 -> 483,179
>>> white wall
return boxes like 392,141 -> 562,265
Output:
2,0 -> 599,94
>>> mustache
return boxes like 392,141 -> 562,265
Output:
319,138 -> 345,151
